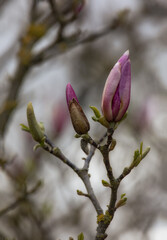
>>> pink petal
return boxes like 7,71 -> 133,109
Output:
115,59 -> 131,121
112,87 -> 121,120
118,50 -> 129,66
101,62 -> 121,121
66,83 -> 79,107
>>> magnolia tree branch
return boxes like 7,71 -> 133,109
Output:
95,130 -> 150,240
78,170 -> 103,215
0,63 -> 30,135
35,129 -> 149,240
0,180 -> 42,218
82,131 -> 108,170
95,130 -> 117,240
42,137 -> 103,216
23,127 -> 148,240
32,14 -> 127,65
0,11 -> 56,136
83,145 -> 96,170
21,47 -> 150,239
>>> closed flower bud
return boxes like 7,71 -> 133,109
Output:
27,102 -> 44,142
66,83 -> 90,134
101,50 -> 131,122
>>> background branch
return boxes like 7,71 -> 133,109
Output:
0,181 -> 42,218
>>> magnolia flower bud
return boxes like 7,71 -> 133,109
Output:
66,83 -> 90,134
101,50 -> 131,122
27,102 -> 44,142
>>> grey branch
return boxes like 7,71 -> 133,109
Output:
0,180 -> 42,218
42,137 -> 103,216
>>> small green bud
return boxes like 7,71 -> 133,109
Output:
98,116 -> 110,128
27,102 -> 44,142
52,148 -> 61,158
133,155 -> 141,167
109,139 -> 116,151
75,134 -> 81,138
121,193 -> 126,199
76,190 -> 88,197
20,123 -> 30,132
134,149 -> 140,160
90,106 -> 101,118
92,116 -> 98,122
102,180 -> 111,188
81,134 -> 90,141
131,145 -> 150,168
141,147 -> 150,159
116,197 -> 127,209
78,232 -> 84,240
140,142 -> 143,155
77,190 -> 84,195
33,143 -> 42,151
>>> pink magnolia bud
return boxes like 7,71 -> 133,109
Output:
101,50 -> 131,122
66,83 -> 90,134
66,82 -> 79,106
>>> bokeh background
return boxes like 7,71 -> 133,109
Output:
0,0 -> 167,239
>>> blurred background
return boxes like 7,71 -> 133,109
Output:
0,0 -> 167,239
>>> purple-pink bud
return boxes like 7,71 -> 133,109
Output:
101,50 -> 131,122
66,83 -> 79,107
66,83 -> 90,134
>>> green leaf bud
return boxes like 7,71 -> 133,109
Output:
141,147 -> 150,159
90,106 -> 101,118
78,232 -> 84,240
27,102 -> 44,142
102,180 -> 111,188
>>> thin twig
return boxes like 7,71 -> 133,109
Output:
95,129 -> 119,240
32,19 -> 123,64
97,131 -> 108,148
41,137 -> 103,215
78,170 -> 103,215
30,0 -> 37,21
48,0 -> 63,24
83,145 -> 95,170
0,181 -> 42,218
0,63 -> 31,136
43,144 -> 79,172
82,131 -> 108,170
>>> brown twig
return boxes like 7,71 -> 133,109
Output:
32,20 -> 122,65
41,137 -> 103,216
95,129 -> 119,240
0,63 -> 31,136
0,180 -> 42,218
